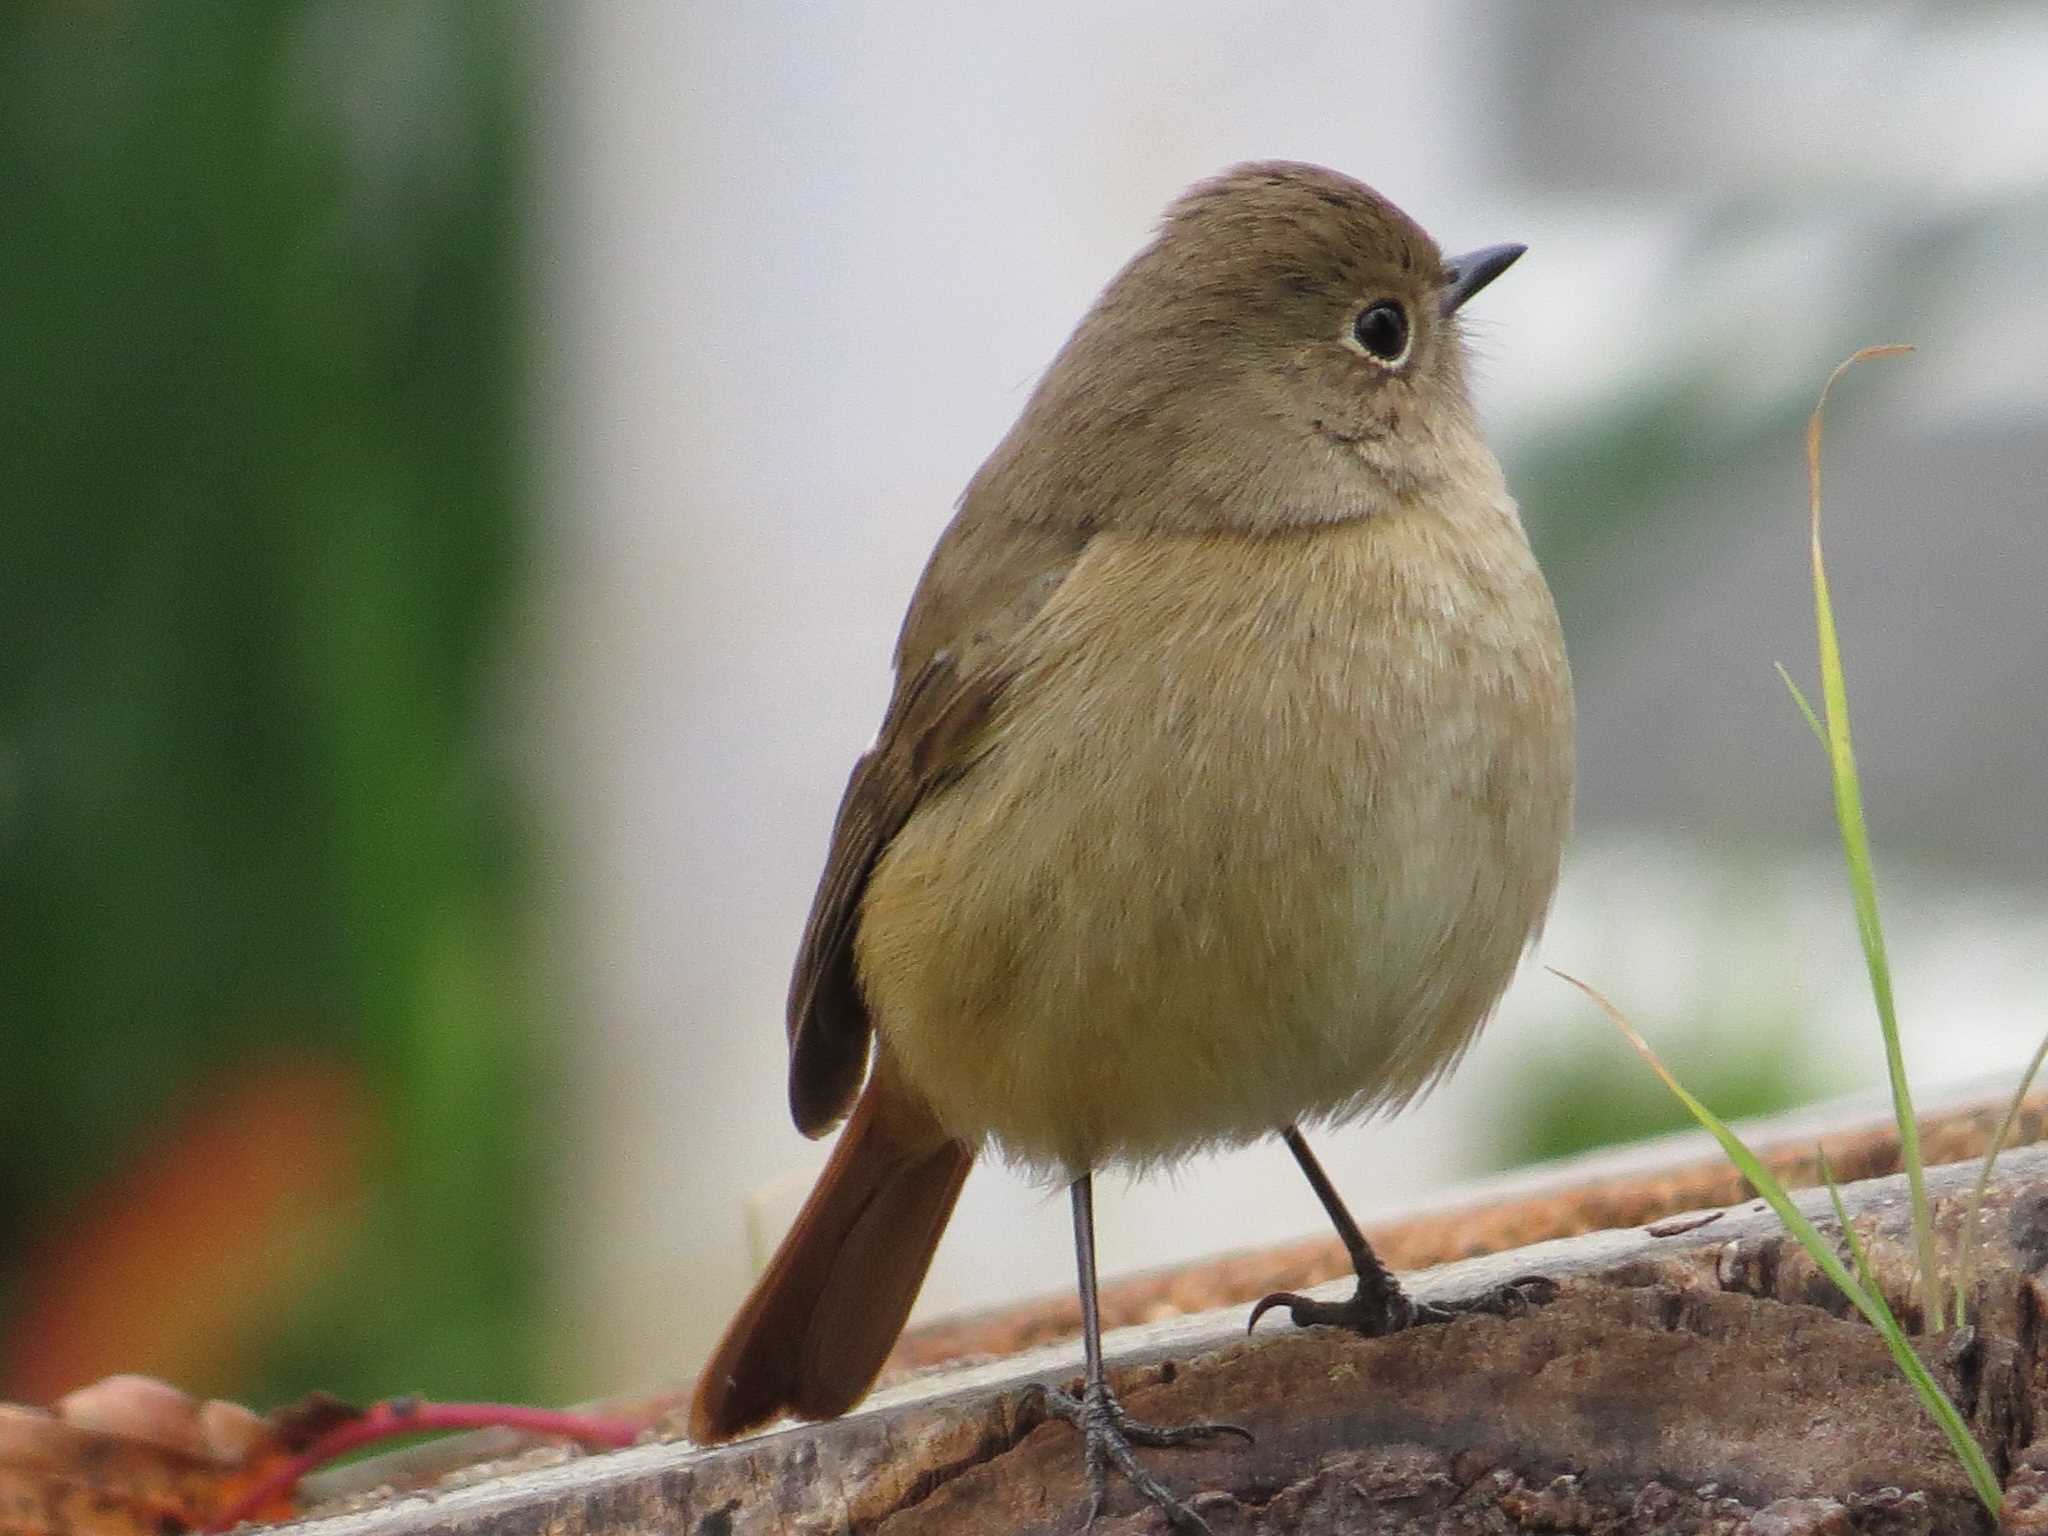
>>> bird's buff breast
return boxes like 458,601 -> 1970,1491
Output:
855,512 -> 1573,1176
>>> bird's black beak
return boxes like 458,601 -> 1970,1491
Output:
1439,243 -> 1526,317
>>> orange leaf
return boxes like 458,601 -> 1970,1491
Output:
3,1055 -> 370,1404
0,1376 -> 297,1536
0,1374 -> 645,1536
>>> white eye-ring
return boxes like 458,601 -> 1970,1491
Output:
1345,299 -> 1411,369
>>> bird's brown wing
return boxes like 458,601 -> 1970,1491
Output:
785,516 -> 1088,1136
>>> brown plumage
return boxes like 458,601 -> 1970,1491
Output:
689,161 -> 1573,1522
689,1056 -> 968,1439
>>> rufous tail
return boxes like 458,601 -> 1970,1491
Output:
688,1060 -> 972,1442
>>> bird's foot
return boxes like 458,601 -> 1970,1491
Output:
1025,1378 -> 1251,1534
1247,1272 -> 1556,1337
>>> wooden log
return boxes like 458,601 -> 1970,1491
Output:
285,1115 -> 2048,1536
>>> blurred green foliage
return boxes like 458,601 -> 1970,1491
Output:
1492,1020 -> 1818,1169
0,5 -> 540,1405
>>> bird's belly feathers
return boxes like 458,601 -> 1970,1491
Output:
855,514 -> 1573,1174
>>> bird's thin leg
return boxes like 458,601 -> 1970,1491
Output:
1248,1126 -> 1554,1335
1028,1173 -> 1250,1533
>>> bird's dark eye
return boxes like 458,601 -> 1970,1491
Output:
1351,300 -> 1409,364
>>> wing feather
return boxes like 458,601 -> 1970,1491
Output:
784,516 -> 1090,1136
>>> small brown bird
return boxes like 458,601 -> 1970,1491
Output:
690,161 -> 1574,1529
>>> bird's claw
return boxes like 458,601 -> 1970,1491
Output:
1024,1379 -> 1250,1534
1245,1283 -> 1429,1336
1462,1273 -> 1558,1317
1247,1273 -> 1555,1336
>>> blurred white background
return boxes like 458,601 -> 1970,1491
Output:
530,2 -> 2048,1397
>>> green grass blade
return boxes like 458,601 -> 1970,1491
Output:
1804,346 -> 1943,1324
1955,1027 -> 2048,1328
1774,663 -> 1827,749
1821,1149 -> 1900,1332
1556,969 -> 2002,1515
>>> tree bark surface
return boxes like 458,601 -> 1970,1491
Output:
289,1108 -> 2048,1536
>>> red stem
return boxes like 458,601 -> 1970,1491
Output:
206,1400 -> 643,1532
